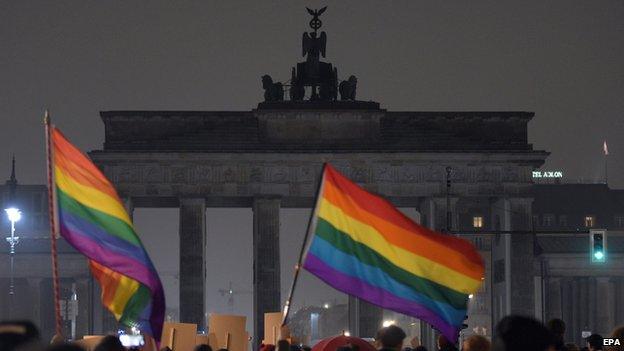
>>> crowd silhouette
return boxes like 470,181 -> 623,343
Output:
1,316 -> 622,351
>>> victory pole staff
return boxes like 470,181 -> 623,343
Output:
281,163 -> 327,326
45,110 -> 63,339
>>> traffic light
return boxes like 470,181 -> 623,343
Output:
590,229 -> 607,263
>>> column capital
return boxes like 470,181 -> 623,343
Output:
178,197 -> 206,206
252,194 -> 282,201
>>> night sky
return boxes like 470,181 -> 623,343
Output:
2,0 -> 624,330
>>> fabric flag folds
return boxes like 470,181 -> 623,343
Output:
302,164 -> 485,342
51,126 -> 165,341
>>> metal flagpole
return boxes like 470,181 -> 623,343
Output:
605,153 -> 608,185
281,163 -> 327,326
45,110 -> 64,339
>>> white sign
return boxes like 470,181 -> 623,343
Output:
533,171 -> 563,178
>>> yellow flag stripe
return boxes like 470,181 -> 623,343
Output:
318,198 -> 482,293
55,166 -> 132,227
108,275 -> 141,319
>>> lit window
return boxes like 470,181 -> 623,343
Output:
473,216 -> 484,228
584,216 -> 595,228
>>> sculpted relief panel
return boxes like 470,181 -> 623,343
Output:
98,157 -> 532,199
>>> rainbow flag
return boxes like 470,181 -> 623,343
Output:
51,126 -> 165,340
303,164 -> 484,342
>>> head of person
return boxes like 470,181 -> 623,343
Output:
566,343 -> 580,351
46,343 -> 86,351
160,347 -> 173,351
94,335 -> 124,351
437,335 -> 456,351
375,325 -> 407,350
547,319 -> 566,340
195,345 -> 213,351
586,334 -> 603,351
277,339 -> 290,351
462,335 -> 490,351
492,315 -> 553,351
0,321 -> 41,351
608,326 -> 624,351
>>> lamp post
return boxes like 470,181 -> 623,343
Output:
5,207 -> 21,304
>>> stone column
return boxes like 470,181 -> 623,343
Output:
615,277 -> 624,326
418,197 -> 438,350
596,277 -> 612,335
546,277 -> 562,322
348,298 -> 382,337
490,198 -> 535,318
26,278 -> 42,330
253,196 -> 281,346
75,277 -> 91,339
508,198 -> 535,316
179,198 -> 206,326
560,278 -> 573,341
588,277 -> 597,334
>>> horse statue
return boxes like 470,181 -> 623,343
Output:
339,75 -> 357,101
262,75 -> 284,102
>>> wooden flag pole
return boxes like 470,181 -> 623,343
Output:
45,110 -> 63,338
281,163 -> 327,326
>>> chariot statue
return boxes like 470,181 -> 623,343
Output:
262,7 -> 358,102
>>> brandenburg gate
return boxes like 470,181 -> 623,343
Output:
89,8 -> 547,345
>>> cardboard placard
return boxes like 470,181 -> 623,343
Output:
208,314 -> 247,351
161,322 -> 198,351
76,335 -> 104,351
263,312 -> 283,345
196,334 -> 210,346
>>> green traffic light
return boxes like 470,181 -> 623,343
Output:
594,251 -> 604,260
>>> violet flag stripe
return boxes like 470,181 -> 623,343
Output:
303,252 -> 460,342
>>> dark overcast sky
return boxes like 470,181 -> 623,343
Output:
2,1 -> 624,330
2,1 -> 624,187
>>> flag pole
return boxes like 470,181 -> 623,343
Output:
605,153 -> 608,185
45,110 -> 63,339
281,163 -> 327,326
604,140 -> 609,185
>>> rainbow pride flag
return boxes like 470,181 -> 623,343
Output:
303,164 -> 484,342
51,126 -> 165,340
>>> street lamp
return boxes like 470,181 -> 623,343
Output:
5,207 -> 21,299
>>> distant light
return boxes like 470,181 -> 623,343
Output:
5,208 -> 21,223
532,171 -> 563,179
468,294 -> 474,299
594,251 -> 604,260
323,303 -> 330,309
382,320 -> 396,327
343,331 -> 350,337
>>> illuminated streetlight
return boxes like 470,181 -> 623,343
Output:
468,294 -> 474,299
5,208 -> 21,223
4,207 -> 21,310
323,303 -> 330,309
